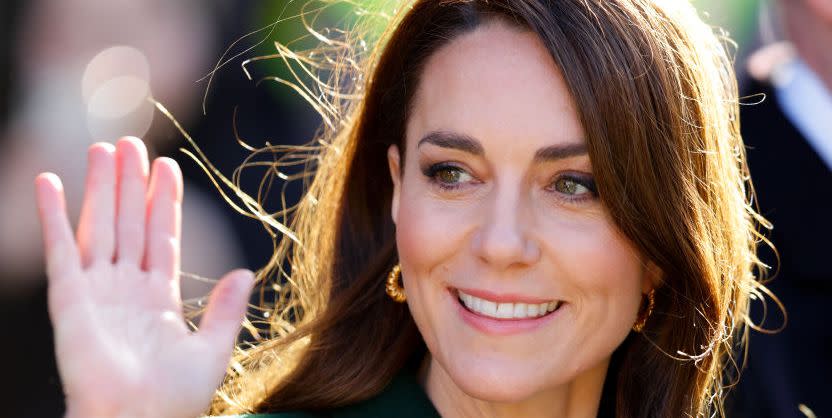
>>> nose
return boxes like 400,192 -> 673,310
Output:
471,181 -> 541,270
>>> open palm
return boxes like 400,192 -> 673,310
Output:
35,137 -> 254,418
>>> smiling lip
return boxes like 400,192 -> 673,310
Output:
449,287 -> 565,336
454,287 -> 555,304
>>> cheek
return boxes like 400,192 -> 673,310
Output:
394,181 -> 474,352
394,185 -> 473,278
545,217 -> 644,341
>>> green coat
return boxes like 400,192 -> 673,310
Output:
217,371 -> 440,418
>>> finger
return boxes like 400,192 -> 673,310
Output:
198,270 -> 254,350
77,143 -> 116,268
115,137 -> 150,264
36,174 -> 85,314
35,173 -> 82,280
144,157 -> 183,278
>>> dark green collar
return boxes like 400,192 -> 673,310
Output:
230,370 -> 440,418
330,371 -> 440,418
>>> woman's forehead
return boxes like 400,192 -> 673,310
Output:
406,21 -> 586,155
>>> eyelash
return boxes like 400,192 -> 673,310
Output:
422,163 -> 473,191
421,162 -> 598,203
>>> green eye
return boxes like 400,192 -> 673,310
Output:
437,168 -> 464,183
431,165 -> 473,185
553,177 -> 591,195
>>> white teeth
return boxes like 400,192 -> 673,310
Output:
513,303 -> 527,318
496,303 -> 513,318
462,293 -> 473,308
458,290 -> 559,320
482,300 -> 497,316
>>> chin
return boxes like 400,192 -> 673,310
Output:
446,362 -> 553,403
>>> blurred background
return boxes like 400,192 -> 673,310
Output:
1,0 -> 825,417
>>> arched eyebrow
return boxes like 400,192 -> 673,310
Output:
416,130 -> 587,162
533,143 -> 588,162
417,131 -> 483,155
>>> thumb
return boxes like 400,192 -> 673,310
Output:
198,269 -> 255,349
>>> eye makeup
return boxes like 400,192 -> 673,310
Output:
421,162 -> 476,191
420,159 -> 598,205
546,173 -> 598,204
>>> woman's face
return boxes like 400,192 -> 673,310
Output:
388,21 -> 656,401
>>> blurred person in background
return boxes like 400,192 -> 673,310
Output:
728,0 -> 832,417
0,0 -> 246,298
0,1 -> 285,416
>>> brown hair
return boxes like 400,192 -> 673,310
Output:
205,1 -> 771,416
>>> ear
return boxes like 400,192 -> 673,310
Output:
387,144 -> 402,225
641,261 -> 663,294
807,0 -> 832,24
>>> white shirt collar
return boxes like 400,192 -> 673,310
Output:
772,58 -> 832,170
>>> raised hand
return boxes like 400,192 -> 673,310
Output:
35,137 -> 254,418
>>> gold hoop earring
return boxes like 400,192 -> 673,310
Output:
386,263 -> 406,303
632,289 -> 655,333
